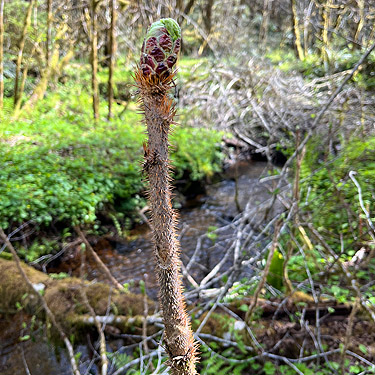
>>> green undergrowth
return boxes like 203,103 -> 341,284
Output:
107,339 -> 375,375
0,61 -> 224,235
300,136 -> 375,252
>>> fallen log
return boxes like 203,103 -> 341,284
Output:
0,258 -> 155,336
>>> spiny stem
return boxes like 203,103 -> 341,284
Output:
135,19 -> 198,375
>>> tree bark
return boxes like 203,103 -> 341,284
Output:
321,0 -> 332,71
303,1 -> 314,58
107,0 -> 117,120
290,0 -> 304,60
0,0 -> 4,109
259,0 -> 272,47
354,0 -> 365,46
91,0 -> 100,121
46,0 -> 53,65
14,0 -> 35,108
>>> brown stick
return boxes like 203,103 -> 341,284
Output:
74,225 -> 124,291
137,74 -> 198,375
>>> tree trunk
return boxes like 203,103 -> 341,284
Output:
46,0 -> 53,65
290,0 -> 304,60
259,0 -> 272,47
107,0 -> 117,120
91,0 -> 99,121
354,0 -> 365,46
321,0 -> 332,72
0,0 -> 4,109
179,0 -> 196,25
14,0 -> 35,108
203,0 -> 214,36
135,19 -> 198,375
16,24 -> 74,115
303,1 -> 314,58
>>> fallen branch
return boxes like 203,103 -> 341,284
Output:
74,225 -> 124,291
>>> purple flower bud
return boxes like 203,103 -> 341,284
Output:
166,55 -> 177,68
140,19 -> 181,79
150,47 -> 165,62
141,55 -> 156,69
173,38 -> 181,55
145,37 -> 158,53
159,34 -> 172,52
141,65 -> 153,76
155,62 -> 169,76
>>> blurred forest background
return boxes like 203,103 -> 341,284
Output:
1,0 -> 375,374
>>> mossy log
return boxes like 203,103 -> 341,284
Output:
0,258 -> 155,335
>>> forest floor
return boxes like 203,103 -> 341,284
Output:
1,54 -> 375,375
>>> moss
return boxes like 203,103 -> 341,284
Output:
0,258 -> 49,313
0,258 -> 154,338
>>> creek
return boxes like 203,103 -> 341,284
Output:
0,160 -> 272,375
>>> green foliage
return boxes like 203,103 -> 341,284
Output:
17,239 -> 60,262
266,249 -> 284,290
264,361 -> 276,375
0,64 -> 224,239
200,346 -> 247,375
206,225 -> 218,242
49,272 -> 70,280
300,136 -> 375,252
170,126 -> 224,180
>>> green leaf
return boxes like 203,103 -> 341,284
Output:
239,304 -> 249,312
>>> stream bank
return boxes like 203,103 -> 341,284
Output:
1,159 -> 276,374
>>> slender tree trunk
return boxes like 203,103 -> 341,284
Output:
179,0 -> 196,25
16,24 -> 74,115
354,0 -> 365,46
91,0 -> 99,121
13,44 -> 37,114
290,0 -> 304,60
321,0 -> 332,71
0,0 -> 4,109
14,0 -> 35,108
303,0 -> 314,57
135,20 -> 198,375
259,0 -> 272,47
46,0 -> 53,65
107,0 -> 117,120
203,0 -> 214,36
19,47 -> 74,115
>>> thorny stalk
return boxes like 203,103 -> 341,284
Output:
135,18 -> 198,375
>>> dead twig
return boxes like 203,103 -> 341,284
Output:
74,225 -> 124,291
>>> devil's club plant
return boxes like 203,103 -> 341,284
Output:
135,19 -> 198,375
140,18 -> 181,78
